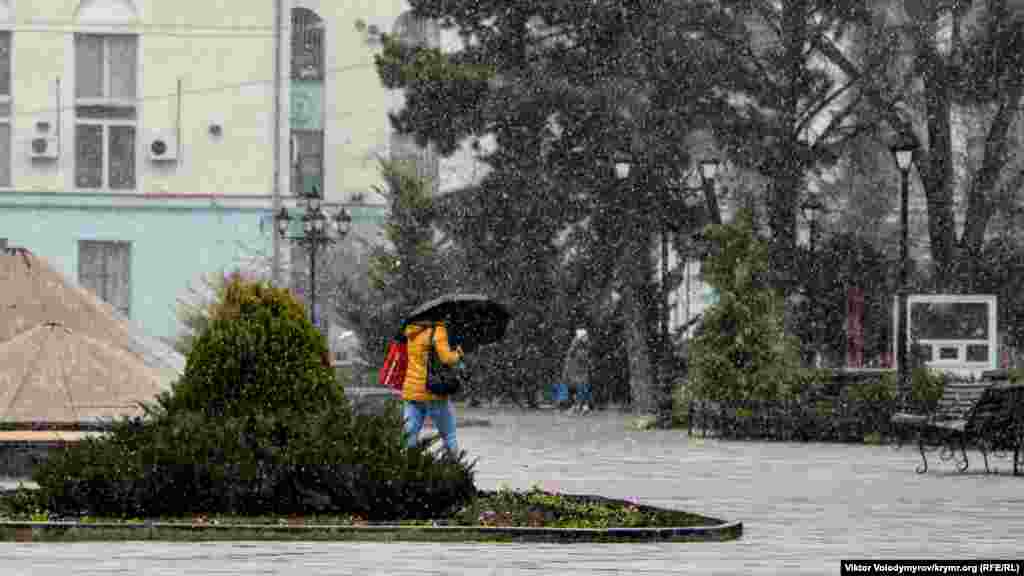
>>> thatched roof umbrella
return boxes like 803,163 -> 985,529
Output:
0,248 -> 184,385
0,322 -> 168,423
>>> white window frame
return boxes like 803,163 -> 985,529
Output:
74,118 -> 137,190
74,33 -> 138,192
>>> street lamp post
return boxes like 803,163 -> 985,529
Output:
891,137 -> 918,404
275,189 -> 353,329
700,159 -> 721,226
801,195 -> 824,367
615,156 -> 718,418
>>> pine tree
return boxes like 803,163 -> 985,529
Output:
689,210 -> 801,402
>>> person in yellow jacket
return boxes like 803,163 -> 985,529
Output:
401,320 -> 464,454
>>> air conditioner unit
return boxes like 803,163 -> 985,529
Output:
30,120 -> 59,160
30,137 -> 59,160
148,132 -> 178,162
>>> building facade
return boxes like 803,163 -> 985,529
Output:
0,0 -> 464,343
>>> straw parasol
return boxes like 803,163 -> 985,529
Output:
0,248 -> 184,384
0,322 -> 168,423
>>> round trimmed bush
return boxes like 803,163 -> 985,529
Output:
32,275 -> 476,521
165,276 -> 344,417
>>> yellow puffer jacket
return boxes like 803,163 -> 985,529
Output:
402,322 -> 463,401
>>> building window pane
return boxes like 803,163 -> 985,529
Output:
109,125 -> 135,189
107,36 -> 137,99
78,240 -> 132,318
291,8 -> 324,80
75,35 -> 137,190
76,125 -> 103,188
967,344 -> 989,362
0,33 -> 10,97
75,35 -> 103,99
291,130 -> 323,196
0,123 -> 10,187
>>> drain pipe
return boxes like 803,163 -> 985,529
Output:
271,0 -> 284,285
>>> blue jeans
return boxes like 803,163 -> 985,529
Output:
553,382 -> 569,403
577,382 -> 592,405
403,400 -> 458,455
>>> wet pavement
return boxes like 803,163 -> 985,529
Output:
3,406 -> 1022,575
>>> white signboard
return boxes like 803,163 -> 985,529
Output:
893,294 -> 998,376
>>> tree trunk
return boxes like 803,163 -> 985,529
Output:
617,219 -> 657,415
921,65 -> 958,288
621,281 -> 655,414
959,84 -> 1023,288
765,0 -> 809,296
766,166 -> 803,293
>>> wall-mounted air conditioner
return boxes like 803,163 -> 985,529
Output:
29,120 -> 59,160
148,131 -> 178,162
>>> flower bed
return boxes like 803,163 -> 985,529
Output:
0,485 -> 739,543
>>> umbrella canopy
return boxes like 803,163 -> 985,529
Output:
404,293 -> 511,352
0,322 -> 169,423
0,248 -> 184,382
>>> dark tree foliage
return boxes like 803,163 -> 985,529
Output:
696,0 -> 883,291
793,232 -> 894,367
376,1 -> 732,407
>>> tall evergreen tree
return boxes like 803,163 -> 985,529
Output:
376,0 -> 727,411
331,160 -> 446,366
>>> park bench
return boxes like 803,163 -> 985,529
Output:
890,382 -> 1024,475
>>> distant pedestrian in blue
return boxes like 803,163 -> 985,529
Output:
561,328 -> 592,413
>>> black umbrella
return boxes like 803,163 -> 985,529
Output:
404,293 -> 511,352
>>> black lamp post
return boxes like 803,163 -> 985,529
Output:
891,136 -> 918,404
801,194 -> 825,367
700,159 -> 721,226
275,189 -> 352,329
615,156 -> 719,418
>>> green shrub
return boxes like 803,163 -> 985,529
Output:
843,375 -> 898,439
846,375 -> 897,405
165,276 -> 343,418
33,403 -> 476,521
0,485 -> 47,518
31,276 -> 477,522
909,368 -> 946,413
670,379 -> 696,427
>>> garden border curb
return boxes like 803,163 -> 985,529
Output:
0,519 -> 742,543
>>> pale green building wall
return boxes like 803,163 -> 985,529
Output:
0,193 -> 386,341
1,197 -> 273,341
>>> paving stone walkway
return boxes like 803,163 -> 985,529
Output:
3,406 -> 1022,575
